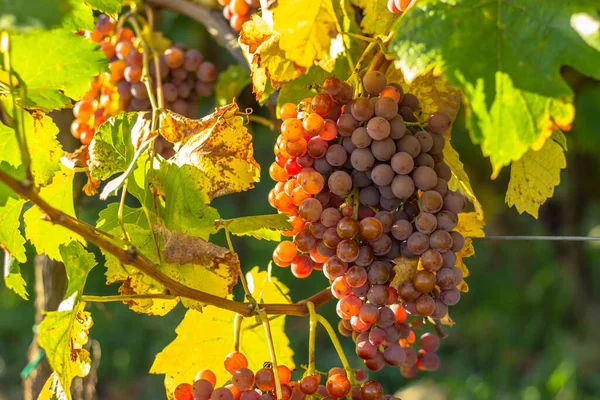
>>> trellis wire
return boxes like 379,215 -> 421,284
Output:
475,236 -> 600,242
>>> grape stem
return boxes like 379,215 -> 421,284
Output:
0,32 -> 32,187
427,317 -> 449,339
81,293 -> 177,302
0,169 -> 336,317
117,179 -> 131,241
315,313 -> 357,389
306,302 -> 318,376
233,313 -> 243,352
258,309 -> 283,400
225,228 -> 258,308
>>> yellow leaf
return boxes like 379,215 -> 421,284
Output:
164,104 -> 261,199
390,257 -> 418,291
38,302 -> 93,400
387,67 -> 462,123
505,136 -> 566,218
440,313 -> 455,327
141,25 -> 172,54
271,0 -> 339,70
38,373 -> 67,400
349,0 -> 397,36
239,15 -> 305,101
455,212 -> 485,239
151,267 -> 295,399
103,224 -> 239,315
443,139 -> 484,219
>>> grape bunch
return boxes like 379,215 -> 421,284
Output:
174,350 -> 401,400
173,351 -> 297,400
219,0 -> 260,32
72,14 -> 217,153
387,0 -> 414,13
268,71 -> 466,374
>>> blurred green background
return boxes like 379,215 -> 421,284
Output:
2,11 -> 600,400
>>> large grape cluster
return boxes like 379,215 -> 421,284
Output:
173,351 -> 401,400
268,71 -> 466,374
72,14 -> 217,152
219,0 -> 260,32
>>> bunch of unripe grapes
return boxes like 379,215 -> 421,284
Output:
268,71 -> 466,374
219,0 -> 260,32
174,350 -> 400,400
387,0 -> 414,13
73,14 -> 217,153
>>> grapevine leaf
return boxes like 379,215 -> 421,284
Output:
38,301 -> 93,400
154,163 -> 220,240
4,254 -> 28,300
0,0 -> 71,31
390,0 -> 600,174
214,214 -> 292,242
215,64 -> 252,107
349,0 -> 396,36
60,241 -> 97,300
571,12 -> 600,51
0,122 -> 21,167
24,168 -> 83,261
84,0 -> 123,14
390,258 -> 418,291
239,15 -> 304,102
551,130 -> 568,152
11,29 -> 107,111
386,67 -> 462,124
165,104 -> 261,199
452,211 -> 485,293
0,165 -> 27,263
443,138 -> 484,219
271,0 -> 341,70
38,372 -> 68,400
505,136 -> 567,218
151,267 -> 294,399
97,208 -> 237,315
61,0 -> 95,31
0,100 -> 64,187
88,112 -> 156,199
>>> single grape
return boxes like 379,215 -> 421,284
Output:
364,351 -> 385,372
415,295 -> 436,316
443,191 -> 466,213
413,270 -> 436,293
350,148 -> 375,171
398,280 -> 421,301
384,343 -> 406,366
328,170 -> 353,196
451,231 -> 465,252
312,93 -> 334,116
430,230 -> 453,252
359,186 -> 380,207
359,217 -> 383,241
421,249 -> 443,271
232,368 -> 255,391
367,285 -> 389,307
436,210 -> 458,231
351,97 -> 375,121
366,117 -> 391,140
396,135 -> 421,158
339,294 -> 362,317
363,70 -> 387,95
354,246 -> 374,267
418,352 -> 440,371
300,375 -> 319,394
224,351 -> 248,375
428,111 -> 451,134
368,233 -> 393,255
255,368 -> 276,392
371,138 -> 396,161
440,287 -> 461,305
391,220 -> 413,241
406,232 -> 429,255
325,144 -> 348,166
324,256 -> 348,279
337,239 -> 360,262
337,217 -> 359,239
415,153 -> 435,168
210,387 -> 233,400
412,166 -> 438,190
420,190 -> 444,213
414,130 -> 433,152
356,340 -> 377,360
420,332 -> 441,352
371,164 -> 395,186
389,115 -> 407,139
391,175 -> 415,199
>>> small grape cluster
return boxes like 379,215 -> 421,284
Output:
219,0 -> 260,32
72,14 -> 217,152
174,350 -> 401,400
268,71 -> 466,374
387,0 -> 414,13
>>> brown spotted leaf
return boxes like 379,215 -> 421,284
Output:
167,103 -> 260,199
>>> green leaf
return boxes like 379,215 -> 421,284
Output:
571,12 -> 600,51
11,29 -> 107,111
96,203 -> 150,233
38,302 -> 93,400
271,0 -> 341,70
156,163 -> 220,240
0,100 -> 64,186
24,168 -> 83,261
0,0 -> 73,31
390,0 -> 600,175
215,214 -> 292,241
61,0 -> 95,32
3,253 -> 28,300
506,136 -> 567,218
0,164 -> 27,263
60,242 -> 96,299
84,0 -> 123,14
151,267 -> 294,400
88,112 -> 155,199
572,83 -> 600,155
215,64 -> 251,107
349,0 -> 396,36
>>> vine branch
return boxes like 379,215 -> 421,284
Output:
0,169 -> 334,317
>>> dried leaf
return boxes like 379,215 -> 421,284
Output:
168,103 -> 261,199
390,257 -> 418,291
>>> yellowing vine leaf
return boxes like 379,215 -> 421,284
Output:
443,139 -> 484,219
506,136 -> 566,218
38,373 -> 68,400
215,214 -> 292,242
151,267 -> 294,399
271,0 -> 341,70
38,302 -> 93,400
349,0 -> 396,36
165,104 -> 260,199
239,15 -> 304,102
390,258 -> 418,291
452,212 -> 485,293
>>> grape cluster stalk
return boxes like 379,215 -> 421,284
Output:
268,71 -> 466,377
72,14 -> 217,156
173,351 -> 401,400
